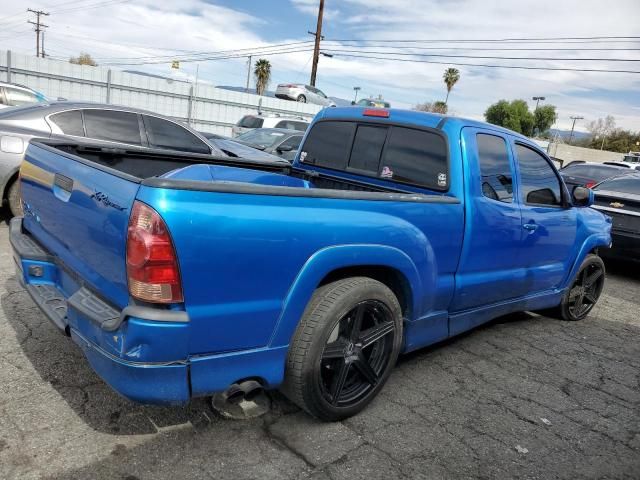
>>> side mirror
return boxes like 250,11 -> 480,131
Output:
277,144 -> 294,153
572,186 -> 594,207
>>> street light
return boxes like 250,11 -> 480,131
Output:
532,96 -> 545,111
353,86 -> 361,104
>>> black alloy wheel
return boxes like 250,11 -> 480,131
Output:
319,300 -> 395,407
282,277 -> 403,421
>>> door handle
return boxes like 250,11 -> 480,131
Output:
523,223 -> 538,231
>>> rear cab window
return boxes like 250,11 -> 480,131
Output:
299,120 -> 449,191
476,133 -> 513,202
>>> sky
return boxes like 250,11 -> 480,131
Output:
1,0 -> 639,132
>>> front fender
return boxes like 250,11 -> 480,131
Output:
562,231 -> 611,289
268,244 -> 424,348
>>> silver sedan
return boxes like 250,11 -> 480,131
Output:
275,83 -> 336,107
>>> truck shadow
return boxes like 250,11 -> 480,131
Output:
0,205 -> 11,226
1,274 -> 225,435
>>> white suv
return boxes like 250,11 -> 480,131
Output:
232,114 -> 310,137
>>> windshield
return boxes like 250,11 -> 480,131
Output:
595,175 -> 640,195
236,129 -> 287,148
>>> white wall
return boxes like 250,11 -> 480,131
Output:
0,50 -> 322,136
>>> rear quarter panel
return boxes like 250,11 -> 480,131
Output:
136,186 -> 464,355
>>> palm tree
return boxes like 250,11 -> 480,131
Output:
443,68 -> 460,105
254,58 -> 271,96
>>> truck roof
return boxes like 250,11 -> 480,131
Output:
315,106 -> 530,141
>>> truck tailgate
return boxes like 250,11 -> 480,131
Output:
19,142 -> 140,308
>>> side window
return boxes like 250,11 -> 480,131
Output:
300,121 -> 356,169
83,109 -> 142,145
144,115 -> 210,154
49,110 -> 84,136
515,144 -> 562,206
348,125 -> 387,173
380,126 -> 448,190
5,88 -> 38,106
279,135 -> 302,150
477,133 -> 513,202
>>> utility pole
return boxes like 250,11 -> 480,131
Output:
568,116 -> 584,145
28,9 -> 49,58
245,55 -> 252,92
309,0 -> 324,87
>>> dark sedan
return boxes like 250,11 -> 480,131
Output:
233,128 -> 304,162
592,172 -> 640,261
199,132 -> 285,163
560,162 -> 633,192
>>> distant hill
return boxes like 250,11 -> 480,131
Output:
548,128 -> 591,141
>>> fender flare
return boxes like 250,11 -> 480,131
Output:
268,244 -> 425,348
561,232 -> 611,288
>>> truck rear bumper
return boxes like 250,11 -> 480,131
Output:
10,217 -> 190,404
10,217 -> 288,404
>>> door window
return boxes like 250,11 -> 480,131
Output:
515,144 -> 562,206
49,110 -> 85,136
144,115 -> 210,154
83,109 -> 142,145
477,133 -> 513,202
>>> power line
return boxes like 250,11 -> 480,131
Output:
96,41 -> 315,63
326,35 -> 640,43
101,47 -> 315,66
326,52 -> 640,74
322,49 -> 640,62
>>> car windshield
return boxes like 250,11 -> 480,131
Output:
594,175 -> 640,195
561,164 -> 628,181
236,129 -> 288,148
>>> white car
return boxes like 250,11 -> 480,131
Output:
232,113 -> 310,137
275,83 -> 336,107
0,82 -> 48,109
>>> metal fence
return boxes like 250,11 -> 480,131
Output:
0,50 -> 322,135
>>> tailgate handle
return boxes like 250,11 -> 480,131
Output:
54,174 -> 74,193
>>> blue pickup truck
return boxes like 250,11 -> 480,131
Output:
11,107 -> 611,421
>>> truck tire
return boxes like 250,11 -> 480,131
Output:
542,254 -> 605,321
282,277 -> 403,421
7,179 -> 22,217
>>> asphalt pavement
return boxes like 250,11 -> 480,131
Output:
1,207 -> 638,480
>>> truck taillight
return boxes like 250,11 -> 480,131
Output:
126,201 -> 183,303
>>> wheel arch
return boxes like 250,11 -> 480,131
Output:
268,244 -> 424,348
1,167 -> 19,201
562,232 -> 611,289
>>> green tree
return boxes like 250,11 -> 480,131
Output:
415,100 -> 447,114
533,105 -> 557,136
254,58 -> 271,96
586,128 -> 640,153
484,99 -> 537,136
69,53 -> 97,66
443,68 -> 460,105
